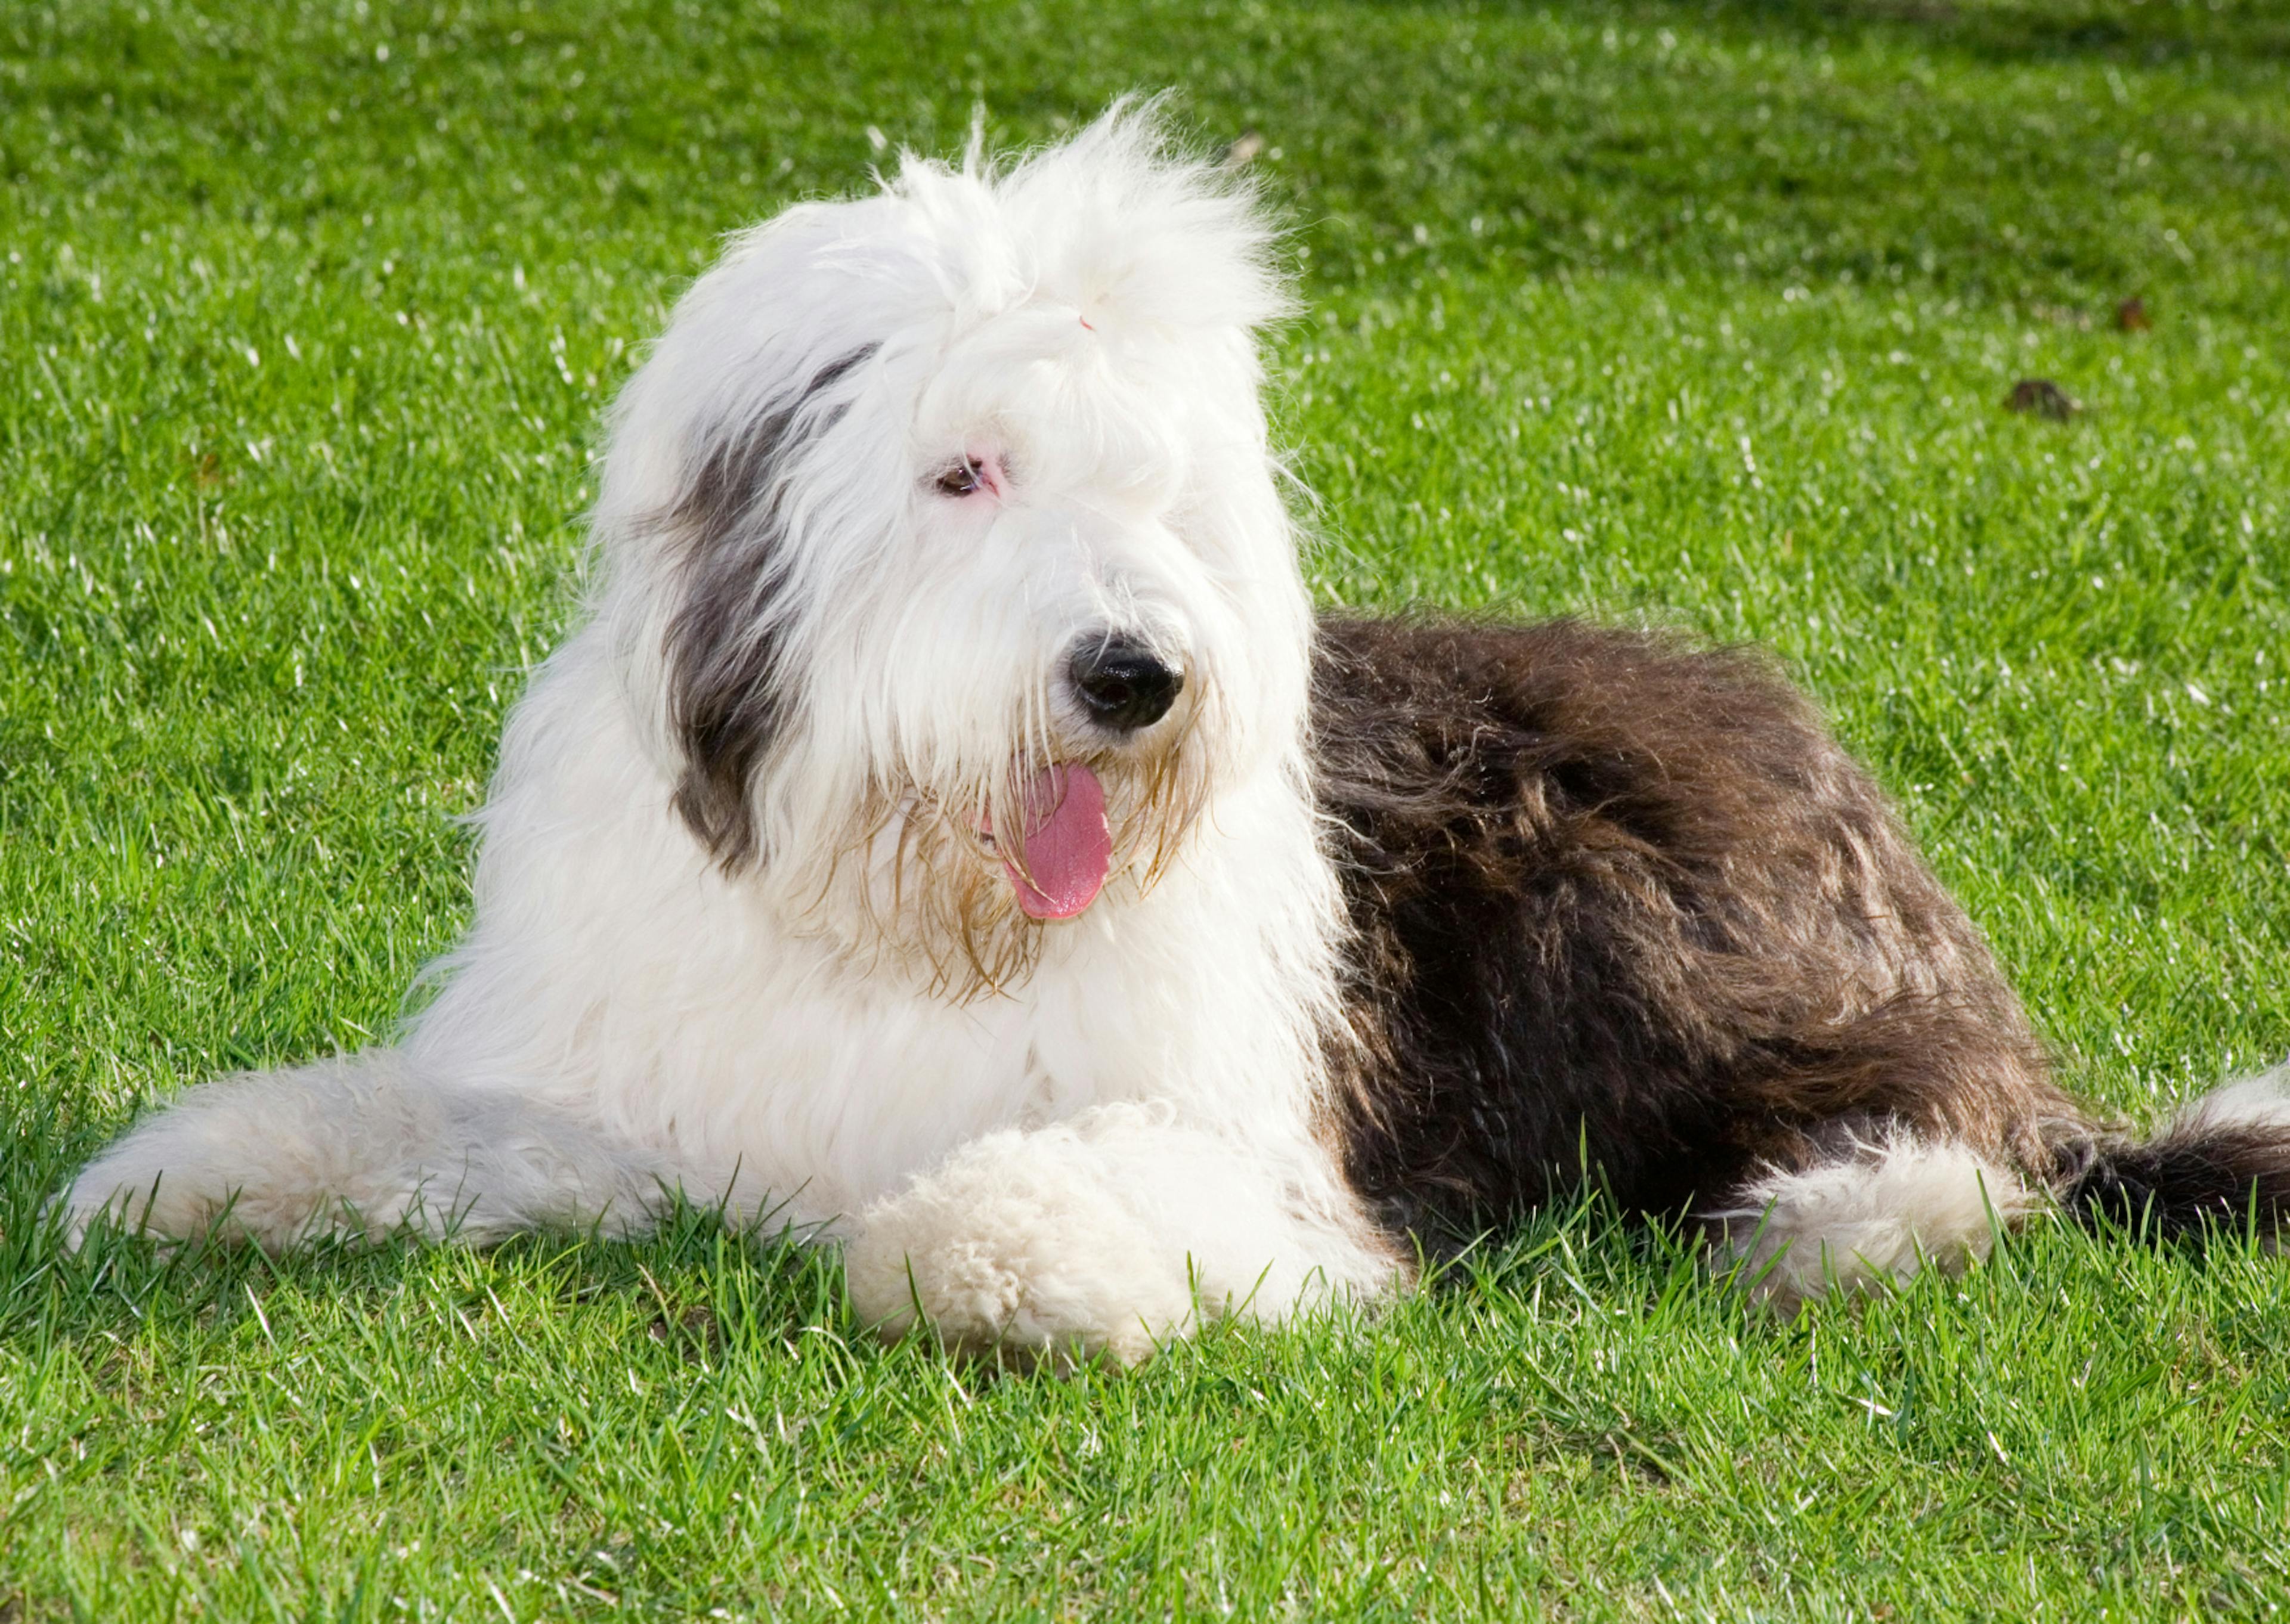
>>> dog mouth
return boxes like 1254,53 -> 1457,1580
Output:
970,763 -> 1112,921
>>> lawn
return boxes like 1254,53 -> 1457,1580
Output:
5,0 -> 2290,1616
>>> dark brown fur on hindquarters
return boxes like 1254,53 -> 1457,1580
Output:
1308,615 -> 2087,1250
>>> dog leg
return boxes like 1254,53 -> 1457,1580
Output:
61,1051 -> 676,1251
1703,1124 -> 2040,1313
844,1104 -> 1399,1366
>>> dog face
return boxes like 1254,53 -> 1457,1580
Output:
592,110 -> 1310,993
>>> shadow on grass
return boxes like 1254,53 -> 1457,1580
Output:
1406,0 -> 2290,69
1,1184 -> 858,1365
15,1123 -> 2286,1401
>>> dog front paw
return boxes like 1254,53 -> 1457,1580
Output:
845,1132 -> 1200,1368
60,1060 -> 429,1251
63,1127 -> 321,1251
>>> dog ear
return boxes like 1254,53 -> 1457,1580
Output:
664,345 -> 875,870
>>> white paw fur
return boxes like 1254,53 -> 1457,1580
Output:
1707,1132 -> 2038,1312
63,1053 -> 674,1251
846,1107 -> 1397,1366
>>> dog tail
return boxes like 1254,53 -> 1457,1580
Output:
2054,1064 -> 2290,1243
61,1050 -> 685,1251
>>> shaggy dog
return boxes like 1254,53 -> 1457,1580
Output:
65,110 -> 2290,1363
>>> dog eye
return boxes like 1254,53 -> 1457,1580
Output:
934,458 -> 984,497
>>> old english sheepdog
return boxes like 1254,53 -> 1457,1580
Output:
65,110 -> 2290,1362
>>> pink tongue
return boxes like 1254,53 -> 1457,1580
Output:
993,764 -> 1110,920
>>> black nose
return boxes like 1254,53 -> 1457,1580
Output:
1069,637 -> 1183,733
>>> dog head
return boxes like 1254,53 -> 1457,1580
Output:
592,107 -> 1309,993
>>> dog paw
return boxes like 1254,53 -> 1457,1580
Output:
845,1132 -> 1200,1368
60,1061 -> 422,1251
61,1135 -> 321,1252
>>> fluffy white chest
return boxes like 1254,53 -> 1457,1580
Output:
580,940 -> 1168,1229
403,629 -> 1320,1230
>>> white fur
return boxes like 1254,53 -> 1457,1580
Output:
64,109 -> 1400,1361
62,1052 -> 685,1250
1706,1132 -> 2037,1312
2167,1064 -> 2290,1135
847,1103 -> 1374,1366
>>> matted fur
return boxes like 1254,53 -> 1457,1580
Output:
62,109 -> 2290,1360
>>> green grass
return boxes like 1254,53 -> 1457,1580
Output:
5,0 -> 2290,1615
